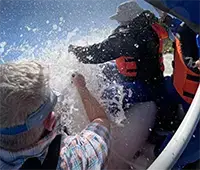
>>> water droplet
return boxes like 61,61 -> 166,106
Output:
40,115 -> 43,120
58,27 -> 62,32
59,17 -> 63,22
25,26 -> 31,31
53,24 -> 58,30
134,44 -> 139,48
86,55 -> 93,60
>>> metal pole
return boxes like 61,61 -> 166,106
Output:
148,84 -> 200,170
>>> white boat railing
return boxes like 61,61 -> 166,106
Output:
148,84 -> 200,170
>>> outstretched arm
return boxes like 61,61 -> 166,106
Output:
68,26 -> 140,64
59,73 -> 111,170
71,73 -> 110,129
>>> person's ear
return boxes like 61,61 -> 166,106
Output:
43,112 -> 56,131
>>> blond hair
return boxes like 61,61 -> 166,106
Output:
0,61 -> 49,150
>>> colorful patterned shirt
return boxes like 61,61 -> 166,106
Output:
58,122 -> 110,170
0,122 -> 110,170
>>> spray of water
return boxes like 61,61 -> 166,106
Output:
0,20 -> 173,134
1,25 -> 128,134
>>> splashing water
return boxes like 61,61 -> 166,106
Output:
0,22 -> 173,134
1,26 -> 127,134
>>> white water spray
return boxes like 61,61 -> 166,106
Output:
1,26 -> 128,134
0,22 -> 173,134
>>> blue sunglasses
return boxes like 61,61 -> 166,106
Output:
0,90 -> 58,135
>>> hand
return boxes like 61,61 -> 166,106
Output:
71,73 -> 86,89
68,44 -> 76,53
195,59 -> 200,70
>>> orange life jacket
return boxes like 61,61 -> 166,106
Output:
173,37 -> 200,104
116,23 -> 168,77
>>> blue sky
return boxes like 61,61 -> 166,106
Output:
0,0 -> 123,45
0,0 -> 157,61
0,0 -> 157,44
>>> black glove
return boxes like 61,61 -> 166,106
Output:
68,44 -> 86,61
68,44 -> 78,53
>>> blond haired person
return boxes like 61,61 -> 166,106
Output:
0,61 -> 110,170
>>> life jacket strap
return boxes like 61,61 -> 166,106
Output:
152,23 -> 168,72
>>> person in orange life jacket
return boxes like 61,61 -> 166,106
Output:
160,17 -> 200,112
68,1 -> 168,115
153,20 -> 200,170
0,62 -> 110,170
